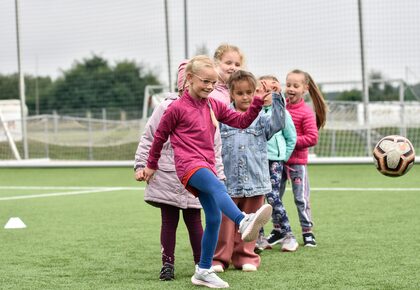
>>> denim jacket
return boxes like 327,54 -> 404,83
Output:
220,93 -> 285,198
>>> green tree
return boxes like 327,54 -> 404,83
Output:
335,71 -> 399,102
47,54 -> 160,118
0,73 -> 53,114
335,89 -> 362,101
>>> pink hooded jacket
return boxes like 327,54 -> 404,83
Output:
209,82 -> 230,105
286,98 -> 318,165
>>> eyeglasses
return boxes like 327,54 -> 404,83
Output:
193,74 -> 217,87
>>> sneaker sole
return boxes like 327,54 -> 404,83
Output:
255,244 -> 272,252
241,204 -> 273,242
268,238 -> 284,247
281,244 -> 299,252
304,243 -> 317,248
191,276 -> 229,288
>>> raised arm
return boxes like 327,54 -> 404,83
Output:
261,92 -> 286,140
214,86 -> 273,130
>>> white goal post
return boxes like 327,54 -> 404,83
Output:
0,100 -> 24,160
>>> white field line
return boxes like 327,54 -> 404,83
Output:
0,186 -> 419,202
0,186 -> 143,190
311,187 -> 420,191
0,186 -> 419,191
0,186 -> 145,201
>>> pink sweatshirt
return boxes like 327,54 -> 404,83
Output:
147,90 -> 263,181
286,98 -> 318,165
209,83 -> 231,105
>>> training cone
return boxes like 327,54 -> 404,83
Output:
4,217 -> 27,229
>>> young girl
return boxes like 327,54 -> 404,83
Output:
209,43 -> 244,105
134,60 -> 225,281
211,71 -> 285,273
138,55 -> 273,289
254,75 -> 298,253
278,69 -> 327,247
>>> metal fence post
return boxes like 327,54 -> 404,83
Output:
87,111 -> 93,160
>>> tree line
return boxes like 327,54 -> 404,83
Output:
1,56 -> 419,119
0,54 -> 160,119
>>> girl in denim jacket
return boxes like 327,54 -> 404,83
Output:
212,70 -> 285,273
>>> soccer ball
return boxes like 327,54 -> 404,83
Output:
373,135 -> 415,177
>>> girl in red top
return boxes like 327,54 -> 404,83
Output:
138,55 -> 273,288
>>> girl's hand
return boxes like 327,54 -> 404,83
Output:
142,167 -> 156,183
256,80 -> 271,102
134,169 -> 145,181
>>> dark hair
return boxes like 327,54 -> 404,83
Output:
227,70 -> 257,94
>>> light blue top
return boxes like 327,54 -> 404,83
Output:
220,93 -> 285,198
263,104 -> 297,162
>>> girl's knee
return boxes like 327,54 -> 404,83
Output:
205,213 -> 222,229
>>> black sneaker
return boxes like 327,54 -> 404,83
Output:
303,232 -> 317,247
266,229 -> 286,247
159,263 -> 175,281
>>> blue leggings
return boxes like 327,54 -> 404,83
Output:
188,168 -> 244,269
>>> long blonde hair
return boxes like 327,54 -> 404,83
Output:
288,69 -> 328,129
185,55 -> 219,128
185,55 -> 216,76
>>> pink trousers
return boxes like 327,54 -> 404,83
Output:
212,195 -> 264,270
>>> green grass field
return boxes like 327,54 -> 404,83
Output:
1,165 -> 419,289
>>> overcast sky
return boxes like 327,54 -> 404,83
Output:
1,0 -> 419,91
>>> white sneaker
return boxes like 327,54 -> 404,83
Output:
212,264 -> 224,273
239,204 -> 272,242
191,265 -> 229,288
281,233 -> 299,252
242,264 -> 257,272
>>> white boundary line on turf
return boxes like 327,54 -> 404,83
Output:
0,186 -> 419,191
0,186 -> 145,201
311,187 -> 420,191
0,188 -> 120,201
0,186 -> 419,202
0,186 -> 144,190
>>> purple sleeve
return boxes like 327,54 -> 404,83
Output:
213,96 -> 263,128
146,104 -> 177,169
134,100 -> 170,171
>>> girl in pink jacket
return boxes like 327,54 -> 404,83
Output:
138,55 -> 273,289
281,69 -> 327,247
